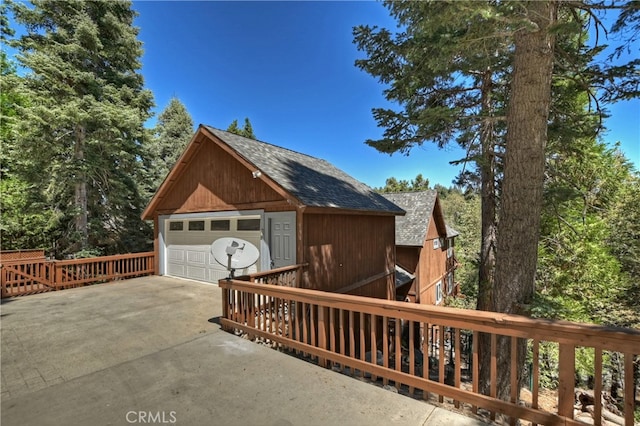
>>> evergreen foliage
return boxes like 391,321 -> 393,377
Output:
226,117 -> 256,139
374,173 -> 429,193
146,97 -> 194,195
7,0 -> 154,256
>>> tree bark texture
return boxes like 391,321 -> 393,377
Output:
493,0 -> 557,404
477,68 -> 499,395
74,124 -> 88,251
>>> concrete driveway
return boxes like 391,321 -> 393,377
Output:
1,276 -> 487,426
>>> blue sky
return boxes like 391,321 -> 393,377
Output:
12,1 -> 637,189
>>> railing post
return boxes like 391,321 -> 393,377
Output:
107,259 -> 114,280
54,262 -> 62,288
221,284 -> 230,331
558,343 -> 575,419
0,265 -> 6,298
318,305 -> 327,368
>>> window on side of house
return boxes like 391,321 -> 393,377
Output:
211,219 -> 231,231
169,221 -> 183,231
188,220 -> 205,231
447,273 -> 454,295
433,238 -> 440,249
237,218 -> 260,231
435,280 -> 443,305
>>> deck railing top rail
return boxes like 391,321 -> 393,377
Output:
221,278 -> 640,352
239,263 -> 307,281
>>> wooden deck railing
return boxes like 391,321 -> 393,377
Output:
237,264 -> 306,287
219,279 -> 640,426
1,252 -> 155,298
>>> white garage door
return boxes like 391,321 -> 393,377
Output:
165,216 -> 262,283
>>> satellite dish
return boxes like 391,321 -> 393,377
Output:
211,237 -> 260,279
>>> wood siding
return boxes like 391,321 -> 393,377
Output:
396,212 -> 454,306
154,135 -> 289,214
303,213 -> 394,299
418,217 -> 449,305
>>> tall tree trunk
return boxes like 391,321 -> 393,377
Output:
493,0 -> 557,405
477,68 -> 498,395
74,124 -> 88,251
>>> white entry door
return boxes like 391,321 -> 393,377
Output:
264,212 -> 296,269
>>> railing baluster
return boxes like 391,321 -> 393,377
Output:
490,333 -> 497,421
318,305 -> 327,368
349,310 -> 355,376
359,311 -> 365,378
371,313 -> 377,381
423,322 -> 430,401
623,352 -> 634,426
409,320 -> 415,395
472,330 -> 479,414
454,328 -> 461,408
558,343 -> 575,419
310,305 -> 317,361
532,339 -> 540,426
510,336 -> 518,426
273,296 -> 278,337
593,347 -> 602,426
294,301 -> 301,354
339,309 -> 345,362
395,318 -> 401,390
382,316 -> 388,386
329,307 -> 336,369
439,325 -> 445,403
302,302 -> 308,356
286,299 -> 292,344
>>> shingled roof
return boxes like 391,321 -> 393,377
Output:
204,126 -> 404,215
382,191 -> 438,246
382,190 -> 459,247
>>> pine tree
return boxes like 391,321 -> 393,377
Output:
9,0 -> 154,256
354,0 -> 639,402
147,97 -> 194,193
375,173 -> 430,193
226,117 -> 256,139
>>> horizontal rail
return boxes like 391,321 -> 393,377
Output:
219,279 -> 639,425
240,263 -> 307,288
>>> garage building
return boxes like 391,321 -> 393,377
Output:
142,125 -> 404,299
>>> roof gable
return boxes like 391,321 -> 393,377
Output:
142,125 -> 405,219
382,190 -> 455,247
203,126 -> 403,214
382,191 -> 437,246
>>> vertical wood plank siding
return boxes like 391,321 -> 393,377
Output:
303,213 -> 394,299
220,279 -> 640,426
154,135 -> 288,214
419,217 -> 450,305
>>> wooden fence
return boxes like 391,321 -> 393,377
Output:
219,278 -> 640,426
0,252 -> 155,298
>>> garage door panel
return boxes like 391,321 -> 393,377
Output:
187,266 -> 207,281
186,250 -> 206,266
167,248 -> 185,262
167,263 -> 185,277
